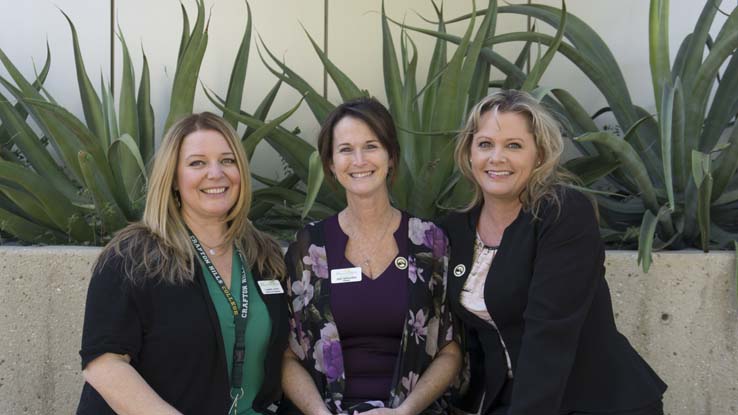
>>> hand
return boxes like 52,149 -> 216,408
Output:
354,409 -> 406,415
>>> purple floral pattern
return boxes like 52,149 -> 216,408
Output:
284,214 -> 459,415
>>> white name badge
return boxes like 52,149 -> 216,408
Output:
330,267 -> 363,284
257,280 -> 284,295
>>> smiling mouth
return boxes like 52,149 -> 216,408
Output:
349,171 -> 374,178
201,187 -> 227,194
486,170 -> 512,177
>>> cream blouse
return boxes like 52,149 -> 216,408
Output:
459,233 -> 513,379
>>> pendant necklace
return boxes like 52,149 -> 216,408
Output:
345,208 -> 397,278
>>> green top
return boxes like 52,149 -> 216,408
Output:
201,249 -> 272,415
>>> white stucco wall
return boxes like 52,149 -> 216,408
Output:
1,1 -> 725,180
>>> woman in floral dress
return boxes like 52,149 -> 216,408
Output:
280,97 -> 462,415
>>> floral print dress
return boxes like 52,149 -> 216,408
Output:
282,213 -> 460,414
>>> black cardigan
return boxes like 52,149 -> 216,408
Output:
442,188 -> 666,415
76,247 -> 288,414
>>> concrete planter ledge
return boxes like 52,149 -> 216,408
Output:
1,247 -> 736,414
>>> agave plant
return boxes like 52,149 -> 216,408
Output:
207,0 -> 569,229
0,0 -> 297,245
426,0 -> 738,270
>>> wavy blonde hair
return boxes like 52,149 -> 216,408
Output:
454,89 -> 577,217
97,112 -> 285,284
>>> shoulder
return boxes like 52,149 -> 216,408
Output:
538,186 -> 597,223
535,186 -> 600,243
406,213 -> 448,258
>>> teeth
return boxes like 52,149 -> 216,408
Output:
202,187 -> 226,194
350,171 -> 373,178
487,171 -> 512,176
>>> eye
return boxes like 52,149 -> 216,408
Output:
338,146 -> 352,153
221,158 -> 236,165
477,140 -> 492,149
188,160 -> 205,167
365,142 -> 379,150
507,142 -> 522,149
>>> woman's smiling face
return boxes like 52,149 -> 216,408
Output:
176,129 -> 241,223
330,116 -> 391,199
470,110 -> 539,204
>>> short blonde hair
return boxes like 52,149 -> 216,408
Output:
98,112 -> 285,284
454,90 -> 576,216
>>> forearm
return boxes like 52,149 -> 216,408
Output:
282,349 -> 332,415
396,341 -> 462,415
83,353 -> 181,415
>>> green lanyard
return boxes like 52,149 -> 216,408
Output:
189,233 -> 248,413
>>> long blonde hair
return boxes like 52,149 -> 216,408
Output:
454,90 -> 577,217
97,112 -> 285,284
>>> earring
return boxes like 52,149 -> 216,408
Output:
173,190 -> 181,208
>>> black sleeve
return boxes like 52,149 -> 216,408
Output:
79,254 -> 143,369
509,191 -> 604,414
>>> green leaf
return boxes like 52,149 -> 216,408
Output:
700,49 -> 738,152
564,155 -> 619,186
658,80 -> 677,211
256,38 -> 334,124
712,125 -> 738,199
61,10 -> 106,143
242,95 -> 305,159
24,99 -> 127,212
109,134 -> 146,213
224,0 -> 252,129
301,151 -> 324,219
137,51 -> 155,162
101,76 -> 119,147
421,1 -> 448,127
0,206 -> 66,244
521,1 -> 566,91
302,23 -> 365,102
244,79 -> 282,139
165,0 -> 208,130
0,182 -> 57,229
637,205 -> 672,272
78,151 -> 128,234
697,173 -> 712,251
117,30 -> 140,145
0,160 -> 94,242
576,132 -> 659,214
177,2 -> 191,67
0,91 -> 78,196
649,0 -> 670,110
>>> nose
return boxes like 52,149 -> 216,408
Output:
206,162 -> 225,178
352,149 -> 366,165
489,147 -> 506,163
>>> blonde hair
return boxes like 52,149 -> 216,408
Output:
454,90 -> 577,217
97,112 -> 285,284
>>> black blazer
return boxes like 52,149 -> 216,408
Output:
442,188 -> 666,415
77,243 -> 289,414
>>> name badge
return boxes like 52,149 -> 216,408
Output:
257,280 -> 284,295
331,267 -> 363,284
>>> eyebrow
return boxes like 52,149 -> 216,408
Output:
185,152 -> 235,159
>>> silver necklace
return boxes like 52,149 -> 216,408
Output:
343,209 -> 397,278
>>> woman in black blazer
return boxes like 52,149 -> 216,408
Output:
443,90 -> 666,415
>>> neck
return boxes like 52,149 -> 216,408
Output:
480,195 -> 522,229
183,212 -> 228,247
344,191 -> 394,228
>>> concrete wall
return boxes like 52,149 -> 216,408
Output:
0,247 -> 735,414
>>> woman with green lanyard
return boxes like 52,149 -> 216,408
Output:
77,112 -> 289,414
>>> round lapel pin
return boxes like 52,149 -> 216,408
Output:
394,256 -> 408,270
453,264 -> 466,277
